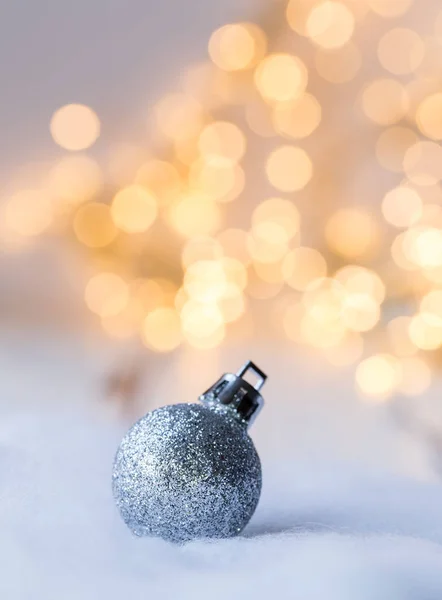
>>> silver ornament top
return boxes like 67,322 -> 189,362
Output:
199,360 -> 267,428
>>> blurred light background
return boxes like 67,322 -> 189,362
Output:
4,0 -> 442,480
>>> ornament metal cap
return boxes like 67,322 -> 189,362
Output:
199,361 -> 267,427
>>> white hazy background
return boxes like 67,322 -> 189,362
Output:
1,0 -> 442,598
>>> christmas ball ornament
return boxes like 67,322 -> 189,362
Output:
112,361 -> 267,543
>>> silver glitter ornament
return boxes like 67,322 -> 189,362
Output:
112,361 -> 267,543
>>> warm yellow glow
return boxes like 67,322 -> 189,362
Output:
356,354 -> 402,399
301,278 -> 347,348
286,0 -> 317,36
283,247 -> 327,291
168,193 -> 222,238
398,357 -> 432,396
254,54 -> 308,104
376,126 -> 419,172
4,190 -> 53,237
403,141 -> 442,186
378,29 -> 424,76
181,300 -> 225,339
189,158 -> 245,202
48,156 -> 103,207
50,104 -> 100,151
335,266 -> 385,304
142,308 -> 182,352
325,208 -> 379,258
368,0 -> 412,18
272,93 -> 322,139
362,79 -> 408,125
387,316 -> 417,356
85,273 -> 129,318
404,227 -> 442,268
416,93 -> 442,141
111,185 -> 157,233
315,42 -> 361,83
306,1 -> 355,49
382,185 -> 422,228
420,290 -> 442,326
208,23 -> 266,71
132,278 -> 167,313
247,223 -> 290,264
154,93 -> 203,140
73,203 -> 117,247
252,198 -> 300,242
221,257 -> 248,290
391,232 -> 414,271
342,293 -> 380,332
198,121 -> 246,165
217,228 -> 250,265
182,236 -> 223,268
218,284 -> 246,323
184,260 -> 227,303
135,160 -> 182,206
266,145 -> 313,192
409,312 -> 442,350
323,333 -> 364,367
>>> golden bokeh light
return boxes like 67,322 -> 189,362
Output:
142,308 -> 182,352
409,312 -> 442,350
111,185 -> 158,234
254,53 -> 308,103
334,266 -> 385,304
325,208 -> 380,258
135,160 -> 182,206
252,197 -> 300,242
404,227 -> 442,269
50,104 -> 100,151
283,247 -> 327,291
247,222 -> 290,264
315,42 -> 361,83
168,193 -> 222,238
198,121 -> 246,165
361,79 -> 408,125
377,28 -> 424,75
85,273 -> 129,318
416,93 -> 442,140
376,126 -> 419,172
382,185 -> 423,228
272,93 -> 322,139
181,301 -> 225,343
306,1 -> 355,49
73,203 -> 117,248
368,0 -> 412,18
189,159 -> 245,202
356,354 -> 402,399
182,236 -> 223,268
208,23 -> 266,71
341,293 -> 380,332
266,145 -> 313,192
4,190 -> 53,237
286,0 -> 317,36
403,141 -> 442,186
420,290 -> 442,325
217,228 -> 250,265
154,93 -> 204,140
47,156 -> 103,206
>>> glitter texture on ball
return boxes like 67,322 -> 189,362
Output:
112,361 -> 267,543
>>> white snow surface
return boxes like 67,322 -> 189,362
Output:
1,332 -> 442,599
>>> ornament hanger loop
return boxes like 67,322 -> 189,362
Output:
237,361 -> 267,392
